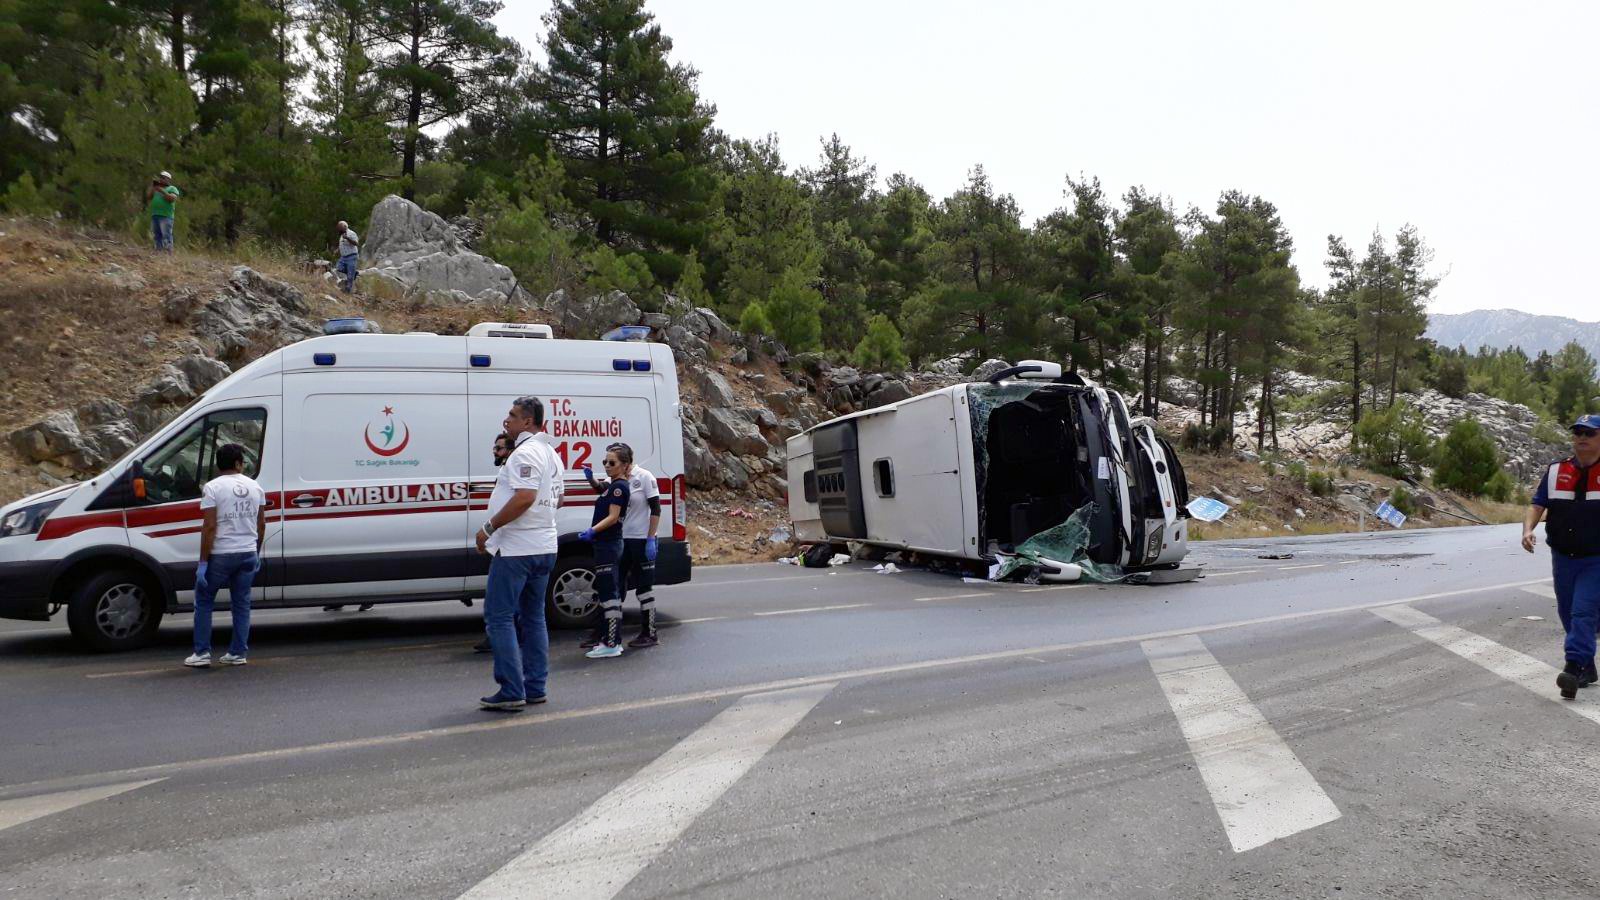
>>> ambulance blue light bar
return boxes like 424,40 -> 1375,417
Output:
313,353 -> 336,366
611,359 -> 631,371
470,355 -> 491,367
632,360 -> 651,372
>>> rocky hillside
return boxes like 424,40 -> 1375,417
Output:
0,208 -> 1528,562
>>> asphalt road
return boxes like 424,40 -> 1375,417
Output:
3,524 -> 1596,898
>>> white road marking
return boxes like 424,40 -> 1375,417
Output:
694,572 -> 870,588
667,616 -> 728,625
1278,564 -> 1326,571
5,577 -> 1544,800
0,626 -> 67,638
1019,584 -> 1090,593
0,779 -> 165,833
458,684 -> 833,900
1142,634 -> 1341,853
1372,605 -> 1600,726
1203,569 -> 1262,578
1520,584 -> 1557,600
911,592 -> 993,602
1338,560 -> 1363,565
753,603 -> 871,616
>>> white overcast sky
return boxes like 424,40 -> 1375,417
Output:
495,0 -> 1597,319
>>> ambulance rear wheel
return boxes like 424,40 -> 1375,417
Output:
547,556 -> 601,629
66,568 -> 164,652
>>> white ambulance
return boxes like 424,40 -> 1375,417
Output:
0,323 -> 690,651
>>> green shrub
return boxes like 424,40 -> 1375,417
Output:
1353,402 -> 1435,478
738,301 -> 772,337
1261,459 -> 1278,478
1432,419 -> 1501,497
1307,470 -> 1334,497
1181,421 -> 1232,454
1484,469 -> 1515,502
852,314 -> 909,372
1434,357 -> 1469,399
1285,460 -> 1308,486
1390,485 -> 1417,517
763,268 -> 822,352
1,172 -> 56,216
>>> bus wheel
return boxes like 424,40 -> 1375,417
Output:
547,556 -> 600,629
66,568 -> 164,652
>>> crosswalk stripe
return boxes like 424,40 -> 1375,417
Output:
1520,584 -> 1556,600
1372,605 -> 1600,725
0,779 -> 165,833
1142,634 -> 1341,853
458,683 -> 835,900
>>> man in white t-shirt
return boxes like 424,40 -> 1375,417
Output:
185,443 -> 266,668
474,396 -> 562,710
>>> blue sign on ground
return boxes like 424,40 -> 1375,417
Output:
1375,500 -> 1408,529
1187,497 -> 1232,522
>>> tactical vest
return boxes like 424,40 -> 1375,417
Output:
1543,457 -> 1600,558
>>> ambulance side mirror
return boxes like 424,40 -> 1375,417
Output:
130,460 -> 147,501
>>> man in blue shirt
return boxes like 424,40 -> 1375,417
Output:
1524,413 -> 1600,699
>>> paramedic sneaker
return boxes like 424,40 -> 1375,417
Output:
579,628 -> 605,649
218,653 -> 247,666
183,652 -> 211,668
1558,662 -> 1583,700
627,630 -> 658,649
585,642 -> 624,659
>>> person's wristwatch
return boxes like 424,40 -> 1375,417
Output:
481,521 -> 496,537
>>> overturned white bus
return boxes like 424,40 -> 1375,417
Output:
785,361 -> 1190,577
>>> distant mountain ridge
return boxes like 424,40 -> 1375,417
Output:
1427,308 -> 1600,361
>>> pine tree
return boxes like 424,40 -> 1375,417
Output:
706,136 -> 819,317
1115,187 -> 1182,415
532,0 -> 715,276
56,38 -> 196,228
763,267 -> 822,352
368,0 -> 517,198
1548,341 -> 1600,423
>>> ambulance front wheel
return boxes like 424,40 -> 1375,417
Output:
547,556 -> 601,629
66,567 -> 165,652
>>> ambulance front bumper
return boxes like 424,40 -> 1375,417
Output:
0,559 -> 55,620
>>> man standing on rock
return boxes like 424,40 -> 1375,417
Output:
146,171 -> 180,252
1523,413 -> 1600,699
475,397 -> 561,710
335,220 -> 359,293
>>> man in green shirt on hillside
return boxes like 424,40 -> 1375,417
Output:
146,171 -> 180,252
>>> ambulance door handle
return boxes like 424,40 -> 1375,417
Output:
292,494 -> 321,508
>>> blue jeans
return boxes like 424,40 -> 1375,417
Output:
1553,552 -> 1600,663
486,552 -> 557,700
152,216 -> 174,251
336,253 -> 358,292
194,551 -> 258,656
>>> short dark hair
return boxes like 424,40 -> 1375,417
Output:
512,396 -> 544,427
494,432 -> 511,445
608,442 -> 634,464
217,443 -> 247,472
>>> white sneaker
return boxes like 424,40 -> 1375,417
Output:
218,653 -> 248,666
183,653 -> 211,668
585,643 -> 624,659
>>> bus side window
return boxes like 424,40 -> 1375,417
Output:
873,459 -> 894,498
803,470 -> 818,503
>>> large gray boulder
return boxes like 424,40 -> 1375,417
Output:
689,369 -> 738,409
545,289 -> 641,339
971,359 -> 1012,382
703,407 -> 770,457
359,195 -> 522,305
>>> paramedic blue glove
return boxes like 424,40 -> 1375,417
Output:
582,464 -> 595,484
645,536 -> 658,561
195,561 -> 209,587
579,528 -> 595,542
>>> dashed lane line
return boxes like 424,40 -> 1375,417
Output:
1019,584 -> 1091,593
911,592 -> 993,603
457,684 -> 834,900
1143,634 -> 1341,852
753,603 -> 872,617
1202,569 -> 1263,578
1373,604 -> 1600,726
1278,564 -> 1327,571
5,577 -> 1544,800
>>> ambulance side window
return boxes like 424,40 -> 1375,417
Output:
141,408 -> 267,504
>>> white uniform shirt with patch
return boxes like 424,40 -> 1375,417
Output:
486,431 -> 561,556
620,465 -> 660,539
201,472 -> 266,555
